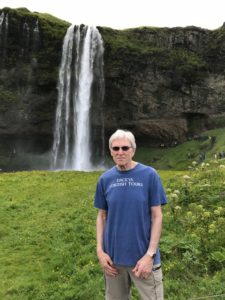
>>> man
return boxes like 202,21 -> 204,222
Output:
94,129 -> 167,300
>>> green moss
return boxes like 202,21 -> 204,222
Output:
99,26 -> 162,53
210,115 -> 225,128
35,12 -> 70,26
1,7 -> 69,28
39,15 -> 69,41
0,88 -> 17,111
164,49 -> 205,69
99,26 -> 207,84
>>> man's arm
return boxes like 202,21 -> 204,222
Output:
96,209 -> 107,254
132,205 -> 163,278
147,205 -> 163,255
96,209 -> 118,276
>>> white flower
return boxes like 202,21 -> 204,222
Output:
200,183 -> 211,187
174,206 -> 181,210
171,193 -> 178,199
174,190 -> 180,194
183,175 -> 191,180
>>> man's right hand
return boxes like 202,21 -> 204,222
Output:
97,250 -> 118,276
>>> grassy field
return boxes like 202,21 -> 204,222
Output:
0,163 -> 224,299
0,171 -> 103,300
0,127 -> 225,299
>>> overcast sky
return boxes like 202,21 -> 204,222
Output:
1,0 -> 225,30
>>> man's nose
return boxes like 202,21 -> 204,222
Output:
118,148 -> 124,154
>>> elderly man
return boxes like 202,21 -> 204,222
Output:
94,129 -> 167,300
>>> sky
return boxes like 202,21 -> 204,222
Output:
0,0 -> 225,30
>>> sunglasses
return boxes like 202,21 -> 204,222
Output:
111,146 -> 132,151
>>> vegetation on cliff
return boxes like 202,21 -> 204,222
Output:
99,26 -> 207,84
0,7 -> 69,93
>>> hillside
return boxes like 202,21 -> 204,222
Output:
134,127 -> 225,170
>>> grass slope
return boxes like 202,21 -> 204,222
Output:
135,128 -> 225,170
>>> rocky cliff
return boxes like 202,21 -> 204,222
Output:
0,7 -> 225,170
0,8 -> 69,169
99,25 -> 225,146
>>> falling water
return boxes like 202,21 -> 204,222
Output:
32,19 -> 40,51
0,12 -> 8,57
0,12 -> 5,32
52,25 -> 104,170
22,22 -> 30,53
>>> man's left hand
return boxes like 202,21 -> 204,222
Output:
132,255 -> 153,279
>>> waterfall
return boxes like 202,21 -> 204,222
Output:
22,22 -> 30,52
32,19 -> 40,51
0,12 -> 8,58
21,19 -> 39,54
52,25 -> 104,171
0,12 -> 5,32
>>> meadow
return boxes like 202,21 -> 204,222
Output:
0,128 -> 225,299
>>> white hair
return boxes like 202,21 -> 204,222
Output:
109,129 -> 136,149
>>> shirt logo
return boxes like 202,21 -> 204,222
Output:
109,177 -> 143,188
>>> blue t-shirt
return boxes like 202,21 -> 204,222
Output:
94,163 -> 167,267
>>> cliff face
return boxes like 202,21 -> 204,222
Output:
0,8 -> 69,169
100,26 -> 225,146
0,8 -> 225,169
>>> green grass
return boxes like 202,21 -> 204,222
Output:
0,171 -> 102,300
0,163 -> 224,299
135,127 -> 225,170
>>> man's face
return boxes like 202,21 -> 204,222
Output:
110,138 -> 135,168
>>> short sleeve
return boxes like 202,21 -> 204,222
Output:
94,178 -> 108,210
148,170 -> 167,207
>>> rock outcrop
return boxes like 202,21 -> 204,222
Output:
100,26 -> 225,146
0,8 -> 68,169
